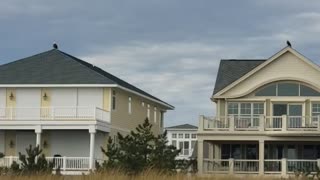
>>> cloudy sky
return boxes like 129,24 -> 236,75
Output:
1,0 -> 320,127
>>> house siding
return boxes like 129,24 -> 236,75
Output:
110,88 -> 165,136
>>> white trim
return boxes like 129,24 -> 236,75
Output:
213,47 -> 320,98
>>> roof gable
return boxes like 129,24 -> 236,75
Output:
213,47 -> 320,98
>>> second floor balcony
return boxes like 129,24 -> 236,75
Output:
0,106 -> 110,123
200,115 -> 320,133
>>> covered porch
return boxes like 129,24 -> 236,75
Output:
199,140 -> 320,176
0,128 -> 108,172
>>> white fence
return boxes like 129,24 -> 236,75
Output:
0,156 -> 94,171
0,107 -> 110,123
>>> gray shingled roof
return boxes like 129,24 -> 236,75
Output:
213,59 -> 266,95
166,124 -> 197,129
0,49 -> 173,108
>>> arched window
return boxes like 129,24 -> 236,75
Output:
255,82 -> 320,96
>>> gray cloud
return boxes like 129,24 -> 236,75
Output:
1,0 -> 320,126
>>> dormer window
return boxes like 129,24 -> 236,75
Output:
255,82 -> 320,96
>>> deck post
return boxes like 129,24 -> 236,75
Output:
229,158 -> 234,175
35,128 -> 42,148
89,129 -> 96,170
197,140 -> 204,175
259,140 -> 264,175
63,156 -> 67,171
259,115 -> 265,131
199,115 -> 204,131
281,158 -> 287,177
282,115 -> 287,131
229,116 -> 234,131
317,159 -> 320,168
318,115 -> 320,131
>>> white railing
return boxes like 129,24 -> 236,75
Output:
201,115 -> 320,132
0,156 -> 19,168
234,115 -> 260,130
287,159 -> 318,172
265,116 -> 282,130
203,159 -> 230,173
0,107 -> 110,122
264,159 -> 282,173
203,158 -> 320,175
203,116 -> 229,130
287,116 -> 319,130
1,156 -> 91,171
234,159 -> 259,173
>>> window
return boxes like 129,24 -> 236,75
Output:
256,82 -> 320,96
301,85 -> 320,96
228,103 -> 238,115
178,133 -> 183,138
278,83 -> 299,96
172,133 -> 177,138
185,134 -> 190,138
255,84 -> 277,96
191,140 -> 197,149
142,101 -> 145,107
312,103 -> 320,118
253,103 -> 264,115
172,140 -> 177,147
240,103 -> 251,115
229,102 -> 264,116
128,97 -> 132,114
191,134 -> 197,139
147,104 -> 150,119
154,107 -> 157,123
112,90 -> 116,110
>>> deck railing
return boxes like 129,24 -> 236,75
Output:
0,156 -> 94,171
0,107 -> 110,123
203,158 -> 320,175
201,115 -> 320,132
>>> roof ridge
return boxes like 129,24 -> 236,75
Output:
56,50 -> 118,85
221,59 -> 266,61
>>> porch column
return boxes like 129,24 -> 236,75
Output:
208,142 -> 214,160
214,144 -> 221,159
35,128 -> 42,148
197,140 -> 204,175
89,129 -> 96,170
259,140 -> 264,175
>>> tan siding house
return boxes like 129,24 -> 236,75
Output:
198,45 -> 320,177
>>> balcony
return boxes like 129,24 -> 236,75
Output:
200,115 -> 320,133
0,107 -> 110,131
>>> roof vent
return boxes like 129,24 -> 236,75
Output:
53,42 -> 58,49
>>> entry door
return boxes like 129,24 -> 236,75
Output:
288,104 -> 303,128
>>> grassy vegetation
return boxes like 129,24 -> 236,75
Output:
0,171 -> 283,180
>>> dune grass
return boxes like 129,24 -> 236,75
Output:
0,171 -> 284,180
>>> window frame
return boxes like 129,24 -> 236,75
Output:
255,82 -> 320,97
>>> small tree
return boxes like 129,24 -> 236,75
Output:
13,145 -> 53,174
149,130 -> 180,172
101,118 -> 180,174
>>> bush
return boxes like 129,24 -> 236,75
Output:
12,145 -> 53,175
99,118 -> 180,174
